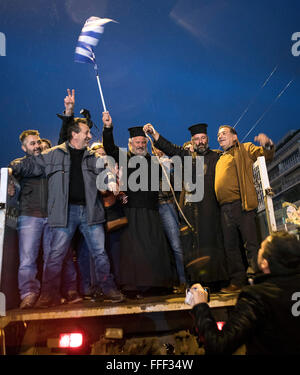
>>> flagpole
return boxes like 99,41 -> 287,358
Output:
93,52 -> 107,112
95,72 -> 107,112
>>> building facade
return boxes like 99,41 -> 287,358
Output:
267,129 -> 300,233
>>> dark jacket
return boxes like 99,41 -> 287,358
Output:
10,142 -> 106,227
191,272 -> 300,354
10,155 -> 48,218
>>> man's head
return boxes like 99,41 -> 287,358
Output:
128,127 -> 148,156
19,130 -> 42,156
129,136 -> 148,156
192,133 -> 209,153
217,125 -> 238,151
257,231 -> 300,275
40,138 -> 52,151
68,118 -> 92,149
188,123 -> 209,154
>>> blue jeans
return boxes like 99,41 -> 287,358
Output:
159,203 -> 186,285
77,237 -> 97,295
17,215 -> 77,299
77,230 -> 122,294
41,205 -> 117,298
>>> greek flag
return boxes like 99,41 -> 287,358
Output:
75,16 -> 116,64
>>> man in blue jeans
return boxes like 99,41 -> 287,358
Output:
10,130 -> 77,309
10,117 -> 124,307
153,147 -> 187,291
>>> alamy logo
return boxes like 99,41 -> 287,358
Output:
0,32 -> 6,56
291,292 -> 300,317
95,150 -> 204,203
291,32 -> 300,57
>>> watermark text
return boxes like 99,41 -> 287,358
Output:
291,292 -> 300,317
96,150 -> 204,203
291,32 -> 300,57
0,32 -> 6,56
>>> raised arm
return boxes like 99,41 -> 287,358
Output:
57,89 -> 75,144
143,123 -> 189,159
102,111 -> 122,162
246,133 -> 275,162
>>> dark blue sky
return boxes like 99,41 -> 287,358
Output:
0,0 -> 299,165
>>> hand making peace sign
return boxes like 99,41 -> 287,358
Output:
64,88 -> 75,116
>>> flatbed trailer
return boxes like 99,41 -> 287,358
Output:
0,292 -> 237,355
0,167 -> 242,356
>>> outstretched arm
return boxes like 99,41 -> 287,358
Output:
9,155 -> 46,179
190,283 -> 263,354
247,133 -> 275,162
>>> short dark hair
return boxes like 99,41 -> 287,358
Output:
19,129 -> 40,144
262,231 -> 300,274
67,117 -> 89,141
218,125 -> 237,135
41,138 -> 52,148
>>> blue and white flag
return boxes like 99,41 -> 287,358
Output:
75,16 -> 116,64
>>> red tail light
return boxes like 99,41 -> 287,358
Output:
59,333 -> 83,348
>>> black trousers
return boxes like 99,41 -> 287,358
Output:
220,200 -> 259,286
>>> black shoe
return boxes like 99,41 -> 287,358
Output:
173,284 -> 187,295
20,293 -> 39,309
83,294 -> 93,301
91,290 -> 104,302
220,284 -> 241,294
35,294 -> 61,308
103,290 -> 125,303
66,291 -> 83,304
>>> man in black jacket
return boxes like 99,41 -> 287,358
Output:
143,123 -> 228,291
189,231 -> 300,354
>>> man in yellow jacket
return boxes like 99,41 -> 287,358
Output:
215,125 -> 274,293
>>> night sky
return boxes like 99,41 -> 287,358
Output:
0,0 -> 299,166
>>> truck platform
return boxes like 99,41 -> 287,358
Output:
0,291 -> 238,355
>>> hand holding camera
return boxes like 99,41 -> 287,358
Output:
185,284 -> 210,307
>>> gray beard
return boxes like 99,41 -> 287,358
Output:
131,148 -> 148,156
194,144 -> 208,154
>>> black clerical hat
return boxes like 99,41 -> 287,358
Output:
128,126 -> 146,138
188,123 -> 208,136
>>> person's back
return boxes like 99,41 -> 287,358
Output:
236,273 -> 300,354
190,231 -> 300,355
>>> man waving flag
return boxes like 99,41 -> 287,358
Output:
74,16 -> 117,111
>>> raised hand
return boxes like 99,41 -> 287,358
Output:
143,123 -> 159,141
254,133 -> 273,148
64,88 -> 75,116
102,111 -> 113,128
